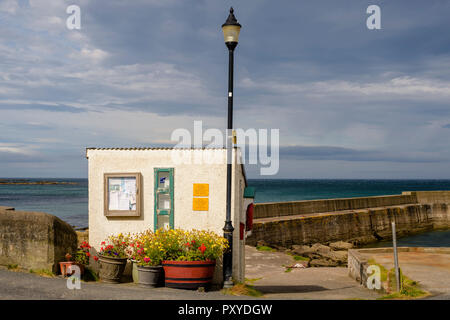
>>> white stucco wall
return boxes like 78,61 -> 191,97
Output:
87,148 -> 246,283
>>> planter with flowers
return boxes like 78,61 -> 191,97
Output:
59,241 -> 92,277
96,233 -> 130,283
132,230 -> 164,288
159,229 -> 228,290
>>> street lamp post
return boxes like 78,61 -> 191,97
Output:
221,7 -> 241,289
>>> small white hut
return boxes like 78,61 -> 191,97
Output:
86,147 -> 252,283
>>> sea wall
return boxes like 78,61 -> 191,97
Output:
254,194 -> 417,219
403,191 -> 450,204
0,208 -> 78,272
248,191 -> 450,247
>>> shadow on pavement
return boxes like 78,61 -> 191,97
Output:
254,285 -> 356,294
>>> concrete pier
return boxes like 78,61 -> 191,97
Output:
247,191 -> 450,247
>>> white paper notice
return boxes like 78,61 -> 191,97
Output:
109,191 -> 119,210
108,177 -> 137,211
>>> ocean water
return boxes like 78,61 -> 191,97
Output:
249,179 -> 450,203
0,178 -> 88,229
364,229 -> 450,248
1,178 -> 450,246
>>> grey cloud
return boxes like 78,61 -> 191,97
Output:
279,146 -> 446,163
1,1 -> 450,177
0,103 -> 85,113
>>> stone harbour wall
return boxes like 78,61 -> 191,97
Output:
0,208 -> 78,273
248,191 -> 450,247
253,194 -> 417,219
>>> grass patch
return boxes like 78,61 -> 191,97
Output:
82,267 -> 99,282
29,269 -> 55,278
256,245 -> 276,252
222,279 -> 264,297
284,267 -> 292,273
7,264 -> 19,270
245,277 -> 262,285
377,268 -> 429,300
222,283 -> 264,297
293,255 -> 309,261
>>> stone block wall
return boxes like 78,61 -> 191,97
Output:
254,194 -> 417,219
0,208 -> 78,273
248,203 -> 447,247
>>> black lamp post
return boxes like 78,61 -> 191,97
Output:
221,7 -> 241,289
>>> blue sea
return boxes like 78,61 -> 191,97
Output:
1,178 -> 450,246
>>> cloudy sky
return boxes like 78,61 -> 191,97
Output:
1,0 -> 450,178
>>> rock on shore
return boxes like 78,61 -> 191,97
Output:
254,240 -> 353,268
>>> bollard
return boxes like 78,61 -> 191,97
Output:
391,221 -> 401,292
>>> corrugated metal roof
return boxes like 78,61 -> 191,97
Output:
85,146 -> 248,186
86,147 -> 229,151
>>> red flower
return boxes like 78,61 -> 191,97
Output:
86,252 -> 91,257
185,242 -> 190,247
93,256 -> 99,261
199,243 -> 206,254
101,241 -> 105,245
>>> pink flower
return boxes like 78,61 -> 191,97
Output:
143,257 -> 151,263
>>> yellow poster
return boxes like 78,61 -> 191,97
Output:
193,197 -> 209,211
193,183 -> 209,197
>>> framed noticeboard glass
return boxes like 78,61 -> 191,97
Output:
104,173 -> 141,217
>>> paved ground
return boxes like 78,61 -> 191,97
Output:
359,251 -> 450,300
0,266 -> 247,300
245,246 -> 381,300
0,246 -> 382,300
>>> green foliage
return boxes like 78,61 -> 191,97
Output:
7,264 -> 18,270
29,269 -> 55,277
378,268 -> 428,299
256,245 -> 276,252
73,241 -> 91,265
82,267 -> 99,282
98,233 -> 131,259
129,228 -> 229,264
245,277 -> 262,285
293,255 -> 309,261
222,282 -> 264,297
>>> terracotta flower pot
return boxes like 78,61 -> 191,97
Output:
98,255 -> 128,283
59,261 -> 85,277
137,265 -> 163,288
162,260 -> 216,290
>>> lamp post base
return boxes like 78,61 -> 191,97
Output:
223,279 -> 234,289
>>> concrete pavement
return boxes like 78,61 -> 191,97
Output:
358,250 -> 450,300
0,246 -> 383,300
245,246 -> 381,300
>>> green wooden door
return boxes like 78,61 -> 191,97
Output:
154,168 -> 174,231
